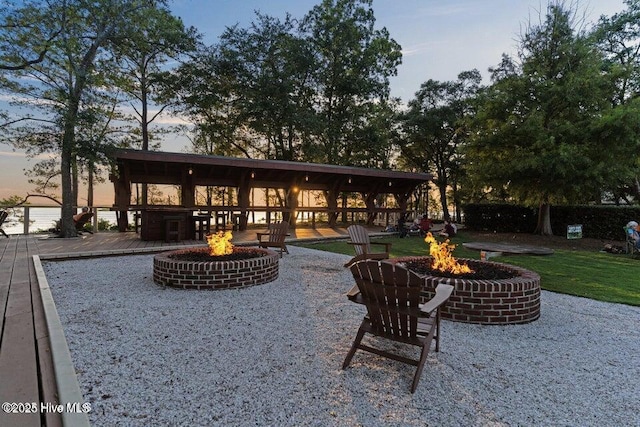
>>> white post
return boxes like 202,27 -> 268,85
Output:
92,207 -> 98,233
23,206 -> 30,234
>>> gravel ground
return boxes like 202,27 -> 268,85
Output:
43,246 -> 640,427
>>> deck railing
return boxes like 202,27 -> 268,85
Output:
0,204 -> 412,235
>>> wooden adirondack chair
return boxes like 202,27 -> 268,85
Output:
53,211 -> 94,235
257,221 -> 290,257
73,211 -> 94,234
0,210 -> 9,238
344,224 -> 392,267
343,260 -> 454,393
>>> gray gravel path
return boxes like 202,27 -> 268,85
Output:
43,246 -> 640,427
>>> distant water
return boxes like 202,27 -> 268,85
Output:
1,207 -> 117,235
0,207 -> 279,235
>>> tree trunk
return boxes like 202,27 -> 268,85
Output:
284,187 -> 298,228
72,158 -> 79,209
437,182 -> 450,221
141,80 -> 149,206
534,202 -> 553,235
87,165 -> 94,208
60,126 -> 77,238
87,165 -> 95,232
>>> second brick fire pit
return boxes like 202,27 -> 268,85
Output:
393,256 -> 541,325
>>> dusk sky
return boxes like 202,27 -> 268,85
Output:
0,0 -> 627,206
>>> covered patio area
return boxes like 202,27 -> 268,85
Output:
109,149 -> 431,240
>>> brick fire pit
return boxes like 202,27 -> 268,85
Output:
394,257 -> 541,325
153,247 -> 279,290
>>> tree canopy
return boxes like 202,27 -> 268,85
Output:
0,0 -> 196,237
172,0 -> 401,168
398,70 -> 481,222
465,3 -> 640,234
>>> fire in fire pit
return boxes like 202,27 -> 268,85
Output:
424,232 -> 473,275
207,230 -> 233,256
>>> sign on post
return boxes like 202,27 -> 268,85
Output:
567,224 -> 583,239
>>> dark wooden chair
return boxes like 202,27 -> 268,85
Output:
73,212 -> 94,234
55,211 -> 94,235
343,260 -> 454,393
344,224 -> 391,267
0,210 -> 9,238
257,221 -> 290,257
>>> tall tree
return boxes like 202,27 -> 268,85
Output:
173,1 -> 402,227
113,6 -> 199,205
593,0 -> 640,202
218,14 -> 316,161
466,3 -> 640,235
114,6 -> 198,150
0,0 -> 176,237
167,44 -> 252,158
399,70 -> 481,221
301,0 -> 402,167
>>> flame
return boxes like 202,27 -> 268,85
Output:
424,232 -> 473,274
207,231 -> 234,256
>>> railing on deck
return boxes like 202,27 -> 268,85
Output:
0,205 -> 118,235
0,204 -> 418,235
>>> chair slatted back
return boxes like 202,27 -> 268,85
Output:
347,225 -> 372,256
350,260 -> 423,339
74,212 -> 93,230
268,221 -> 289,243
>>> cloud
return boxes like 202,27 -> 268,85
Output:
401,42 -> 441,57
153,114 -> 192,125
0,150 -> 29,158
0,150 -> 55,160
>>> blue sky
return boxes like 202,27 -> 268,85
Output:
171,0 -> 627,100
0,0 -> 628,204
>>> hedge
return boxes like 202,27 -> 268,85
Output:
463,203 -> 640,241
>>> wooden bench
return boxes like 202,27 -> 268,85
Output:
463,241 -> 554,260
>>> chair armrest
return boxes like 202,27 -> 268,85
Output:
346,241 -> 368,247
346,285 -> 367,304
419,284 -> 454,314
346,284 -> 360,298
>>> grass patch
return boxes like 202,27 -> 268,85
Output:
294,232 -> 640,306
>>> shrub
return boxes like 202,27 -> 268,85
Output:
463,203 -> 640,240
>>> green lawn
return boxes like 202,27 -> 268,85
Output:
294,232 -> 640,306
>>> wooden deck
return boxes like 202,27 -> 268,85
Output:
0,226 -> 357,426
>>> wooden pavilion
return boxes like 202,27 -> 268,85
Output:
110,149 -> 431,239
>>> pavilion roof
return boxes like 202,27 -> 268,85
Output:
112,149 -> 431,195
